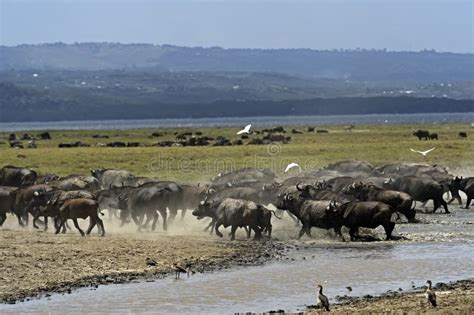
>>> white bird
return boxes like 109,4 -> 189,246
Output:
285,162 -> 302,173
410,147 -> 435,157
237,124 -> 252,135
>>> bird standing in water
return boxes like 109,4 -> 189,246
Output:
172,263 -> 187,279
316,284 -> 330,311
425,280 -> 437,308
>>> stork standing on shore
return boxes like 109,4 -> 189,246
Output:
425,280 -> 437,308
316,284 -> 330,311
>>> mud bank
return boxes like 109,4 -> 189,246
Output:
304,279 -> 474,315
0,229 -> 283,304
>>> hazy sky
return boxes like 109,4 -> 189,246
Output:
1,0 -> 473,52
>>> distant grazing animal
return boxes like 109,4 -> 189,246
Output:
307,127 -> 315,132
429,133 -> 438,140
413,130 -> 430,140
317,129 -> 329,133
458,132 -> 467,138
344,125 -> 355,132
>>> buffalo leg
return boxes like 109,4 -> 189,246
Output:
264,224 -> 272,237
55,218 -> 66,234
73,218 -> 85,236
15,211 -> 25,227
32,213 -> 42,229
43,216 -> 48,231
97,218 -> 105,236
151,211 -> 159,231
204,218 -> 215,234
230,225 -> 238,240
298,224 -> 307,239
86,218 -> 97,235
215,222 -> 223,238
252,225 -> 262,240
136,213 -> 145,232
159,209 -> 167,231
432,199 -> 440,213
181,209 -> 187,220
433,198 -> 450,213
142,211 -> 154,230
334,227 -> 345,241
245,226 -> 251,239
441,199 -> 450,213
349,227 -> 358,241
0,211 -> 6,226
466,197 -> 472,209
383,223 -> 395,240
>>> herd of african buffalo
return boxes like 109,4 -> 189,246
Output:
0,161 -> 472,241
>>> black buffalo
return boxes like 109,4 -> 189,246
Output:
327,201 -> 400,241
449,176 -> 473,209
384,176 -> 449,213
0,166 -> 37,187
343,183 -> 416,221
413,130 -> 430,140
277,194 -> 338,239
192,198 -> 274,240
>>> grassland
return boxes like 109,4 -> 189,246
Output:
0,123 -> 472,182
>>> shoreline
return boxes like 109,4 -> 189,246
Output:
0,229 -> 284,304
303,279 -> 474,314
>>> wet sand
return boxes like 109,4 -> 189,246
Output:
305,280 -> 474,315
0,228 -> 281,304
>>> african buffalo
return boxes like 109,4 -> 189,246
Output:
55,198 -> 105,236
322,160 -> 379,176
296,182 -> 353,204
327,201 -> 400,241
12,184 -> 54,227
343,183 -> 416,221
277,194 -> 339,239
413,130 -> 430,140
0,166 -> 37,187
449,176 -> 474,209
192,198 -> 273,240
90,168 -> 136,189
383,176 -> 449,213
0,189 -> 15,226
118,184 -> 182,231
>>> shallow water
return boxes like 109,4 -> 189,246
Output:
3,207 -> 474,315
1,112 -> 473,131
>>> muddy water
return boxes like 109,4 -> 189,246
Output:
3,208 -> 474,314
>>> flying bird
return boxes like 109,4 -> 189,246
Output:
425,280 -> 437,308
237,124 -> 252,135
410,147 -> 435,157
316,284 -> 330,311
285,163 -> 302,173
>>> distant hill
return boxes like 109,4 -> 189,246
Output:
1,82 -> 472,122
1,42 -> 473,81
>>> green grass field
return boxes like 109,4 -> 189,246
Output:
1,123 -> 472,182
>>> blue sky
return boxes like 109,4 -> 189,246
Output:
1,0 -> 472,52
